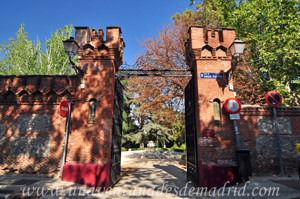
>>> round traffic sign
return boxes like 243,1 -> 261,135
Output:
224,98 -> 242,114
59,100 -> 69,118
265,91 -> 282,107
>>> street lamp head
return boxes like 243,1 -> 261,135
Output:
62,37 -> 84,78
230,38 -> 245,57
63,37 -> 79,56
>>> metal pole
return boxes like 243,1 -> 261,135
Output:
119,69 -> 191,72
273,107 -> 284,175
233,120 -> 241,150
205,0 -> 207,29
59,102 -> 72,177
116,74 -> 192,77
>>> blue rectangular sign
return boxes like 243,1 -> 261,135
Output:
200,72 -> 224,79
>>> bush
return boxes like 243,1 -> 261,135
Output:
155,148 -> 171,151
121,147 -> 127,152
179,143 -> 186,150
170,143 -> 185,152
181,153 -> 186,165
129,148 -> 146,151
181,153 -> 186,161
171,143 -> 179,149
174,149 -> 185,152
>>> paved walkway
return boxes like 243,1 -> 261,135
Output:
0,150 -> 299,199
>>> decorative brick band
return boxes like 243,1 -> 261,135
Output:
240,105 -> 300,116
0,75 -> 80,104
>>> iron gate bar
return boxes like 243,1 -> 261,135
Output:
116,74 -> 192,77
119,69 -> 191,71
110,79 -> 124,187
185,77 -> 199,186
116,69 -> 192,77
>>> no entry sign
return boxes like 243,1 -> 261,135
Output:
59,100 -> 70,118
224,98 -> 242,114
59,100 -> 72,176
265,91 -> 282,107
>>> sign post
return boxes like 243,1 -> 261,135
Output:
59,100 -> 71,177
266,91 -> 284,175
225,98 -> 252,182
224,98 -> 242,150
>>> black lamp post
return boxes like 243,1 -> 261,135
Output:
63,37 -> 79,57
63,37 -> 83,76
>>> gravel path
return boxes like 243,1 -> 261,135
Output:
106,150 -> 191,199
122,149 -> 184,161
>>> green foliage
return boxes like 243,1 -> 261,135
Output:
155,148 -> 171,151
171,143 -> 179,149
230,0 -> 300,105
129,121 -> 173,148
122,91 -> 139,148
170,143 -> 186,152
0,24 -> 38,75
122,95 -> 138,134
180,143 -> 186,150
171,113 -> 186,146
173,0 -> 241,29
175,0 -> 300,105
181,153 -> 186,162
130,148 -> 146,151
0,24 -> 75,75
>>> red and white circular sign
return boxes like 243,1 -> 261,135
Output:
59,100 -> 69,118
224,98 -> 242,114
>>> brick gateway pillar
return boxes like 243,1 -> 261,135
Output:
185,26 -> 241,188
61,26 -> 125,188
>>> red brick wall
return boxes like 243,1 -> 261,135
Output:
186,26 -> 238,164
67,27 -> 124,164
186,26 -> 300,175
0,76 -> 79,173
0,26 -> 124,173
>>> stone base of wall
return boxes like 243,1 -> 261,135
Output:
240,105 -> 300,176
0,157 -> 60,174
253,158 -> 298,175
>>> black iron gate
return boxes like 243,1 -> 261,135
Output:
185,77 -> 198,186
110,79 -> 124,186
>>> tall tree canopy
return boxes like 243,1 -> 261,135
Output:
231,0 -> 300,105
174,0 -> 300,105
0,24 -> 75,75
126,19 -> 192,128
126,0 -> 299,136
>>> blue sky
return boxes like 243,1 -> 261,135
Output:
0,0 -> 191,65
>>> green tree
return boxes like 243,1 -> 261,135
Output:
0,24 -> 38,75
122,94 -> 139,148
172,113 -> 186,147
174,0 -> 241,29
133,121 -> 172,148
176,0 -> 299,105
231,0 -> 300,105
0,24 -> 75,75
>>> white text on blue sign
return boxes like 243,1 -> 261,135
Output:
200,72 -> 224,79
